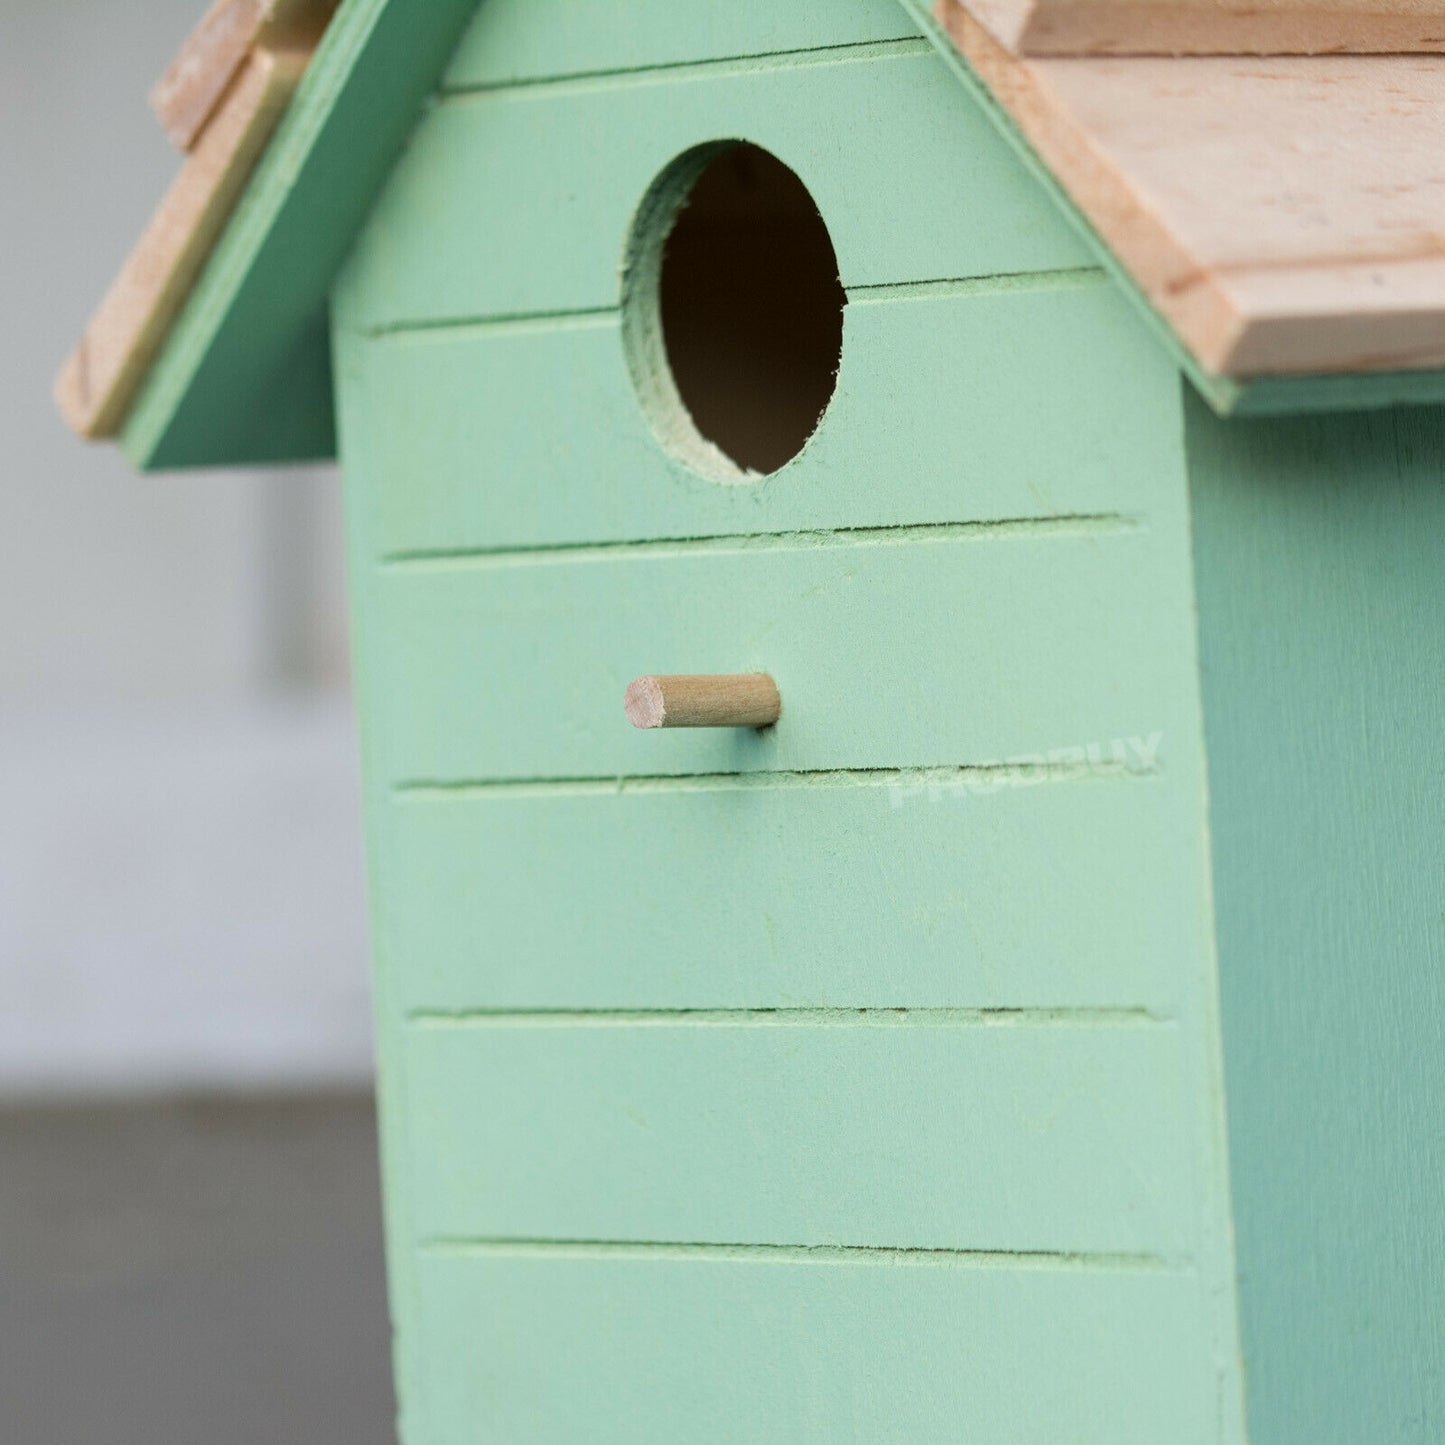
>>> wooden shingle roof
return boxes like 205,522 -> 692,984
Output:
931,0 -> 1445,384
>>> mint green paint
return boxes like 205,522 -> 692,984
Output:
415,1250 -> 1218,1445
340,275 -> 1171,557
1186,394 -> 1445,1445
381,772 -> 1194,1014
363,525 -> 1192,784
338,41 -> 1088,334
1223,366 -> 1445,417
332,19 -> 1247,1442
404,1016 -> 1194,1255
442,0 -> 921,90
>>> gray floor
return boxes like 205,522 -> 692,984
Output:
0,1094 -> 396,1444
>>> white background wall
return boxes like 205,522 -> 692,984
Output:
0,0 -> 373,1094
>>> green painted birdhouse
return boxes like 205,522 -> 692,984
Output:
62,0 -> 1445,1440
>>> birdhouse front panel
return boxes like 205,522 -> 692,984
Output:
328,2 -> 1245,1438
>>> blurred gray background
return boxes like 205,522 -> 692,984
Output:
1,0 -> 394,1437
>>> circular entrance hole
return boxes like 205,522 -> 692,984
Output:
623,142 -> 846,481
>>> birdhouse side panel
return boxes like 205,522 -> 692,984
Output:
1187,394 -> 1445,1445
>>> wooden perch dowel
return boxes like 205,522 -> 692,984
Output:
625,674 -> 781,730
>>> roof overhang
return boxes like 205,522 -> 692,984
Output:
61,0 -> 476,470
902,0 -> 1445,413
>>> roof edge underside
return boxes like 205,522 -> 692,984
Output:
121,0 -> 477,470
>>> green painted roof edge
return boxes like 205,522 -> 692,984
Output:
894,0 -> 1445,418
121,0 -> 478,470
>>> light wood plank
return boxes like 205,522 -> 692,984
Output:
414,1250 -> 1223,1445
403,1018 -> 1194,1254
444,0 -> 921,89
334,43 -> 1088,333
968,0 -> 1445,57
935,0 -> 1445,376
55,47 -> 307,440
380,768 -> 1197,1015
363,528 -> 1197,785
150,0 -> 335,151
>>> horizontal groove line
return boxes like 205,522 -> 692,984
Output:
407,1006 -> 1169,1029
379,514 -> 1139,569
363,305 -> 617,342
393,755 -> 1164,800
437,37 -> 933,100
360,268 -> 1105,341
420,1238 -> 1178,1272
847,267 -> 1108,303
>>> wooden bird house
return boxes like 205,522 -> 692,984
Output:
59,0 -> 1445,1440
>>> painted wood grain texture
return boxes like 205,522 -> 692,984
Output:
379,770 -> 1194,1015
935,0 -> 1445,378
55,47 -> 306,440
334,43 -> 1088,334
403,1018 -> 1193,1254
968,0 -> 1445,56
1187,397 -> 1445,1444
336,278 -> 1182,556
413,1251 -> 1221,1445
364,528 -> 1192,785
443,0 -> 921,89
